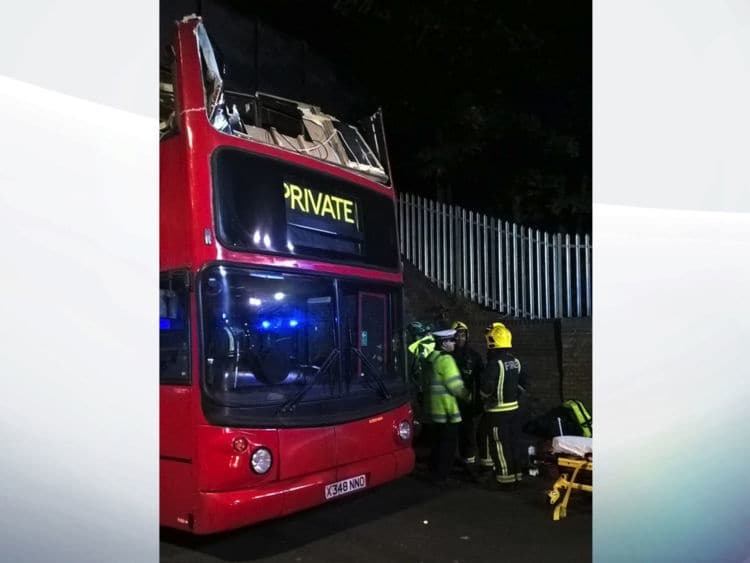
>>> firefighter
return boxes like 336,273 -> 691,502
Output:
478,322 -> 528,487
451,321 -> 484,478
426,329 -> 471,486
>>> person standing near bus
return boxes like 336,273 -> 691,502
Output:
478,322 -> 528,487
451,320 -> 484,478
427,329 -> 471,486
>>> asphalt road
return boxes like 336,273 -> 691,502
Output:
161,464 -> 591,563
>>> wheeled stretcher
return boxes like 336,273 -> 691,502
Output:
544,436 -> 592,521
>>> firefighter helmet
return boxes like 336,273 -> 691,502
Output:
485,322 -> 512,349
451,321 -> 469,333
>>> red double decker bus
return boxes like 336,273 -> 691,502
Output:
159,16 -> 414,534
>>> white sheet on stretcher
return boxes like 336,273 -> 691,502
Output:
552,436 -> 593,458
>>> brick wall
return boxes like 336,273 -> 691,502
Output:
560,318 -> 593,409
402,261 -> 592,420
498,320 -> 560,420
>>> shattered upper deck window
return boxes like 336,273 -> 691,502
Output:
195,22 -> 231,134
192,18 -> 390,185
160,64 -> 177,139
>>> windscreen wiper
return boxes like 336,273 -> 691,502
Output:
277,348 -> 340,415
350,346 -> 391,400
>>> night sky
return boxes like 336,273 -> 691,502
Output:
162,0 -> 591,234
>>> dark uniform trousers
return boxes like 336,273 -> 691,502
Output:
479,410 -> 524,483
453,346 -> 483,465
430,423 -> 460,481
458,404 -> 480,464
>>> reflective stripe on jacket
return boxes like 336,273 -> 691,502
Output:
480,349 -> 526,413
427,351 -> 469,423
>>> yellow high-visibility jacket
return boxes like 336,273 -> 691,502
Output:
427,351 -> 470,423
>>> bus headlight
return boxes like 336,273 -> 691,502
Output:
397,420 -> 412,442
250,447 -> 273,474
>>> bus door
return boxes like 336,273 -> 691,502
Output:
160,270 -> 194,529
356,292 -> 387,376
160,270 -> 192,458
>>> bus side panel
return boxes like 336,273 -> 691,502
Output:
160,386 -> 193,460
160,386 -> 195,530
160,135 -> 191,270
160,458 -> 195,531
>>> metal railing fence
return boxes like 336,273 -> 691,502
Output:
396,193 -> 591,319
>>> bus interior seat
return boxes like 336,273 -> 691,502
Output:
302,117 -> 346,166
270,127 -> 303,152
243,125 -> 275,145
297,135 -> 334,162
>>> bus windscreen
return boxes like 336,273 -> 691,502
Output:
212,148 -> 399,269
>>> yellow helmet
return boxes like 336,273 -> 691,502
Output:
485,322 -> 512,349
451,321 -> 468,333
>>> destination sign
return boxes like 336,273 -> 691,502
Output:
212,147 -> 397,268
283,182 -> 359,229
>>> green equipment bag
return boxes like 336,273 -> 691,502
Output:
562,399 -> 592,437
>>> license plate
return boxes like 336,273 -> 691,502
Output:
324,474 -> 367,500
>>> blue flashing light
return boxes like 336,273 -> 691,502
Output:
261,320 -> 271,329
160,318 -> 171,330
289,319 -> 299,327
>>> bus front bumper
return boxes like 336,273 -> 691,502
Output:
192,447 -> 415,534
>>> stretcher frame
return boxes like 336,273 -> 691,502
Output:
547,456 -> 592,521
